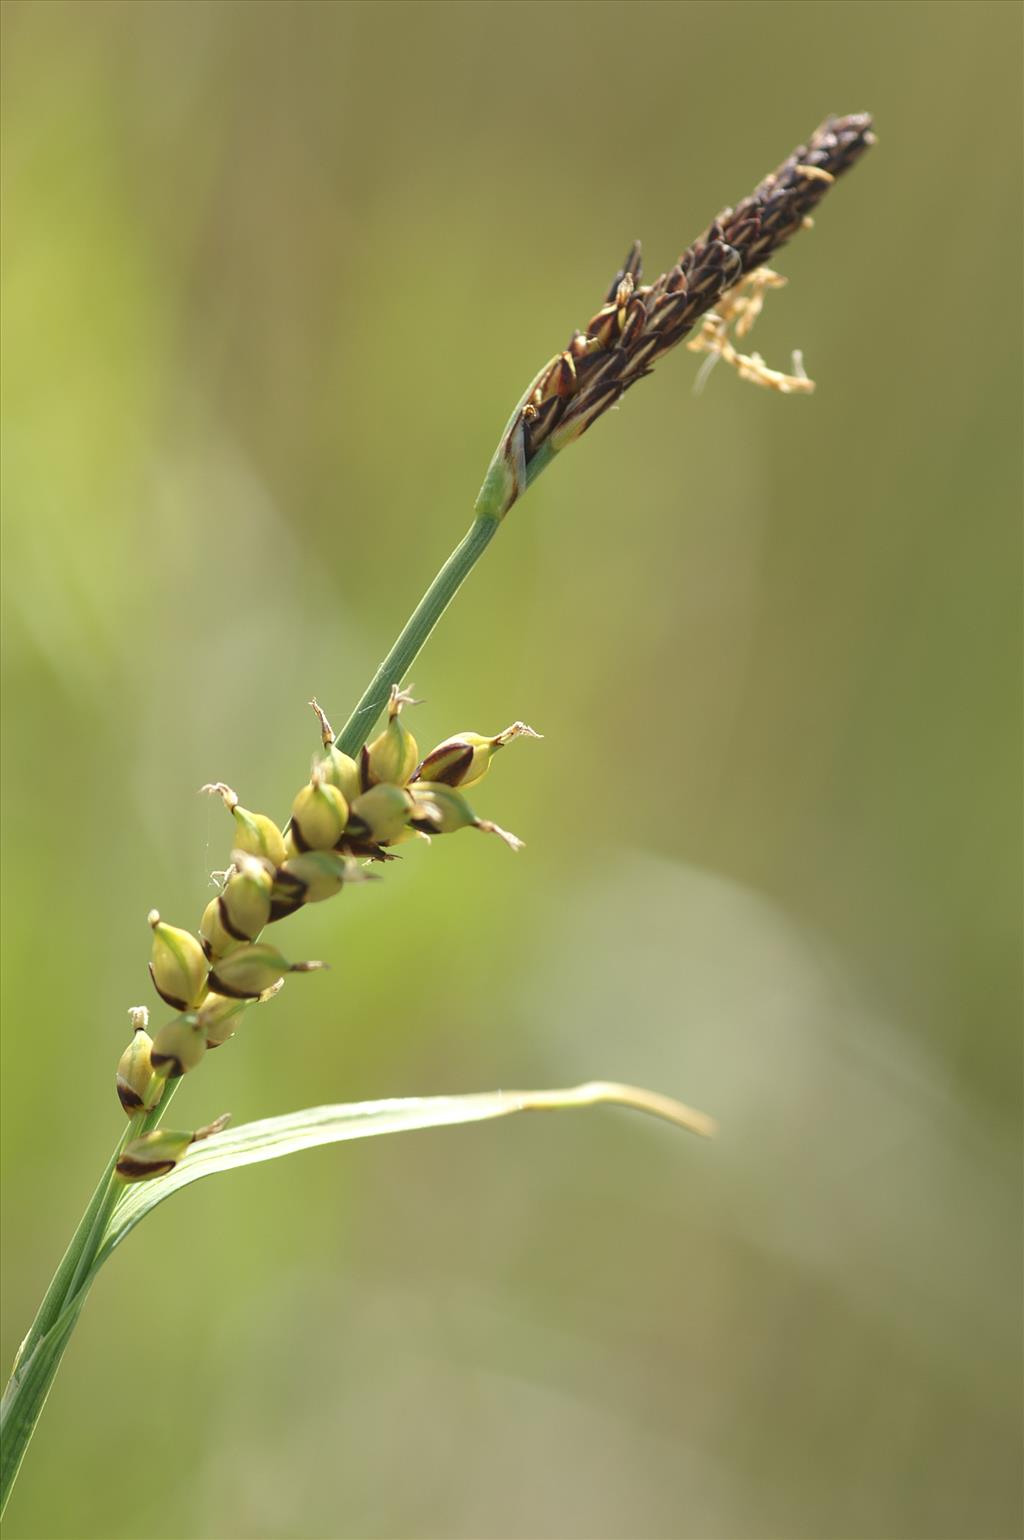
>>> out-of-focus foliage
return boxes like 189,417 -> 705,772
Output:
1,3 -> 1020,1537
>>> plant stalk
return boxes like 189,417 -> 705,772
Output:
334,514 -> 499,756
0,1115 -> 140,1514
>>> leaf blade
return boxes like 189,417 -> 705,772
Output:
98,1082 -> 714,1268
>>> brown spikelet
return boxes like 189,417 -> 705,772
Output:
475,113 -> 875,519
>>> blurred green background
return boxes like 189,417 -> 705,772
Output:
2,3 -> 1020,1537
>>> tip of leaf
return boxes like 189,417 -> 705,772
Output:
520,1081 -> 717,1138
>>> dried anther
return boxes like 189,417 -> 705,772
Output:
687,267 -> 815,396
475,113 -> 874,520
794,163 -> 836,184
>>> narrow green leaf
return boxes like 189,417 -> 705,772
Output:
98,1082 -> 714,1268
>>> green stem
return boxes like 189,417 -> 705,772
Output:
0,1295 -> 86,1517
334,514 -> 500,756
142,1078 -> 180,1134
0,1078 -> 181,1515
0,1113 -> 140,1515
0,515 -> 503,1517
9,1116 -> 140,1381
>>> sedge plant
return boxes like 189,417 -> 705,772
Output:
0,112 -> 874,1515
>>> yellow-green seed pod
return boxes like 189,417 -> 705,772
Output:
231,805 -> 287,867
116,1024 -> 162,1114
150,1012 -> 207,1078
321,745 -> 361,803
414,721 -> 541,790
219,853 -> 273,941
117,1129 -> 194,1182
267,866 -> 306,922
202,783 -> 287,867
209,942 -> 326,1000
412,738 -> 473,787
196,991 -> 249,1048
148,912 -> 208,1011
291,766 -> 349,852
411,783 -> 524,851
275,850 -> 350,905
199,896 -> 245,962
347,783 -> 414,846
409,782 -> 475,834
361,687 -> 419,788
268,852 -> 369,919
117,1113 -> 230,1183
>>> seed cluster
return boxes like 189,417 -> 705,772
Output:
115,693 -> 538,1179
476,112 -> 875,519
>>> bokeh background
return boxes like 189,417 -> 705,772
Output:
2,3 -> 1020,1537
